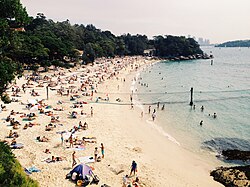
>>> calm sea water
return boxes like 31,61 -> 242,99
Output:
135,47 -> 250,161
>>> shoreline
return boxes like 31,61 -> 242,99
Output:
0,56 -> 223,186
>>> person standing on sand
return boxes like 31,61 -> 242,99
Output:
90,107 -> 93,117
72,151 -> 77,168
69,135 -> 73,148
161,104 -> 165,110
148,106 -> 151,114
201,106 -> 204,112
130,160 -> 137,176
152,112 -> 156,121
94,147 -> 99,162
61,133 -> 64,146
100,143 -> 104,158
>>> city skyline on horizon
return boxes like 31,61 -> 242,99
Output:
21,0 -> 250,44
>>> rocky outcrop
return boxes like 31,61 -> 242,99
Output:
211,165 -> 250,187
222,150 -> 250,161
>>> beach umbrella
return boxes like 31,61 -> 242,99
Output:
70,163 -> 93,178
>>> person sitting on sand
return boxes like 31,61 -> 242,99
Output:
44,149 -> 51,154
123,175 -> 131,187
83,122 -> 88,130
23,123 -> 28,130
10,110 -> 16,115
11,138 -> 17,145
39,108 -> 44,114
51,116 -> 60,123
1,104 -> 7,111
132,177 -> 140,187
8,130 -> 13,138
71,111 -> 77,118
13,123 -> 19,129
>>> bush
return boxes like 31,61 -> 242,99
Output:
1,93 -> 11,104
0,142 -> 39,187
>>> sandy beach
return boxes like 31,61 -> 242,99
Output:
0,56 -> 223,187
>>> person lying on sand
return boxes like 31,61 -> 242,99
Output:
45,124 -> 54,131
43,156 -> 66,163
37,136 -> 49,142
28,122 -> 40,127
53,107 -> 64,111
45,111 -> 53,116
82,137 -> 97,143
51,116 -> 60,123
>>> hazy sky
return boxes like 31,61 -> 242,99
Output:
21,0 -> 250,43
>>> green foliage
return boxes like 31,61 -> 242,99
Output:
1,93 -> 11,104
0,0 -> 29,26
0,56 -> 18,94
0,0 -> 204,97
154,35 -> 203,57
0,142 -> 39,187
216,40 -> 250,47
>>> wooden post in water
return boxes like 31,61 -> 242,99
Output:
46,86 -> 49,100
190,87 -> 193,106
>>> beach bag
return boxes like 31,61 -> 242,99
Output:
77,180 -> 83,186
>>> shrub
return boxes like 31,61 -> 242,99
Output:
1,93 -> 11,104
0,142 -> 39,187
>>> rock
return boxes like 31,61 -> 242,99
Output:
211,165 -> 250,187
222,149 -> 250,161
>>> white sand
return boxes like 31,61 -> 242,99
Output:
0,56 -> 223,187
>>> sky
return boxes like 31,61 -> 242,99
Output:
20,0 -> 250,44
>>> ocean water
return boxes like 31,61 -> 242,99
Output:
134,47 -> 250,161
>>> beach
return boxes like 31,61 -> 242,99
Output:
0,56 -> 223,187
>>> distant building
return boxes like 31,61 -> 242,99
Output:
11,27 -> 25,32
197,37 -> 210,46
143,49 -> 155,56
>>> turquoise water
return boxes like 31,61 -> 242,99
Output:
135,47 -> 250,159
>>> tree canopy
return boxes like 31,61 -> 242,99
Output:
0,0 -> 203,97
216,40 -> 250,47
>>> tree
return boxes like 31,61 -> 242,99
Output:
0,0 -> 29,96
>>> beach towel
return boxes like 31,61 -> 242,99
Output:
22,118 -> 35,121
27,166 -> 41,173
24,168 -> 32,175
78,156 -> 95,164
10,143 -> 24,149
68,145 -> 85,151
56,130 -> 67,134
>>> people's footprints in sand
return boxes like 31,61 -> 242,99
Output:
132,146 -> 142,153
125,146 -> 142,153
